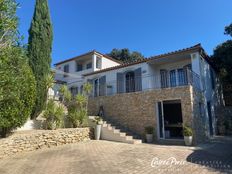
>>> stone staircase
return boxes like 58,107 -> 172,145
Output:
101,121 -> 142,144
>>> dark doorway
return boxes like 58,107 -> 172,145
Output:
163,100 -> 183,139
207,102 -> 214,136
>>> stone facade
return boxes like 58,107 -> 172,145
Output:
191,88 -> 209,143
88,86 -> 197,142
0,128 -> 93,159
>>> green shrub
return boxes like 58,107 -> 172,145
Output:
59,85 -> 71,103
43,99 -> 64,130
94,116 -> 103,125
145,126 -> 154,134
67,95 -> 88,128
183,125 -> 193,136
0,47 -> 36,137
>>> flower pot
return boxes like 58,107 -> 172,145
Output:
146,134 -> 153,143
184,136 -> 193,146
95,124 -> 102,140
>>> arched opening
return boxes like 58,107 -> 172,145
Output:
125,71 -> 135,93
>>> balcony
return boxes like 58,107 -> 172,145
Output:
90,69 -> 201,97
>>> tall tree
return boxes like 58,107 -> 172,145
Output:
212,23 -> 232,84
28,0 -> 53,117
225,23 -> 232,37
0,0 -> 36,137
108,48 -> 144,63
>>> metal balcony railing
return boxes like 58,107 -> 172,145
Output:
90,69 -> 201,97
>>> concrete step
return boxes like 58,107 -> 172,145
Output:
100,118 -> 142,144
158,139 -> 185,145
129,139 -> 143,144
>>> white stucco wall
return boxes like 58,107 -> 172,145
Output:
191,52 -> 220,136
54,52 -> 121,90
101,56 -> 120,69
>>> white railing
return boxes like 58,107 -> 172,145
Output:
90,69 -> 201,97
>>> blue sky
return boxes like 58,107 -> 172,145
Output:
16,0 -> 232,65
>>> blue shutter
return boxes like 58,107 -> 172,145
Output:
170,70 -> 176,87
117,73 -> 124,93
99,76 -> 106,96
134,68 -> 142,91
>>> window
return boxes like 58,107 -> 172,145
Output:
63,64 -> 69,77
93,76 -> 106,97
76,63 -> 83,72
94,79 -> 99,97
125,71 -> 135,93
96,57 -> 101,69
86,62 -> 92,69
170,70 -> 176,87
160,70 -> 168,88
178,68 -> 187,86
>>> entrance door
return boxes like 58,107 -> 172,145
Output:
157,100 -> 183,139
207,102 -> 214,136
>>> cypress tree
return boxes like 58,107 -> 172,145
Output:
28,0 -> 53,117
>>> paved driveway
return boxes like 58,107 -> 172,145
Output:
0,137 -> 231,174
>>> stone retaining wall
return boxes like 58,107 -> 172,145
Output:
88,86 -> 193,142
0,128 -> 93,159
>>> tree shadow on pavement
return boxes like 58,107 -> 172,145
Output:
186,136 -> 232,173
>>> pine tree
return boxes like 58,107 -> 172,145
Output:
28,0 -> 53,117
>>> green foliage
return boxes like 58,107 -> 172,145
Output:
75,94 -> 87,108
45,73 -> 55,89
64,83 -> 92,128
145,126 -> 154,134
108,48 -> 144,63
59,85 -> 71,103
183,125 -> 193,136
43,99 -> 64,130
0,0 -> 18,48
83,82 -> 92,96
225,23 -> 232,37
28,0 -> 53,118
0,47 -> 36,136
212,40 -> 232,83
67,102 -> 88,128
212,23 -> 232,84
67,94 -> 88,128
93,116 -> 103,125
0,0 -> 36,137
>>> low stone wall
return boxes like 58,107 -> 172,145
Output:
0,128 -> 93,159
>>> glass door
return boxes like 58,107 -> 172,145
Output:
157,102 -> 165,139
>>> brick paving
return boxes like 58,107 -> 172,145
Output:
0,137 -> 231,174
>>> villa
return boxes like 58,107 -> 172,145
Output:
54,44 -> 224,144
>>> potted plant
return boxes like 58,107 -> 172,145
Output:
145,126 -> 154,143
94,116 -> 103,140
183,125 -> 193,146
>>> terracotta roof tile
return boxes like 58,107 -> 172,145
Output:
83,43 -> 204,76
